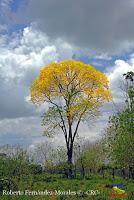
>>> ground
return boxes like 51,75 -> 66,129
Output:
1,174 -> 134,200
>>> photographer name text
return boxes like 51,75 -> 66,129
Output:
3,189 -> 100,196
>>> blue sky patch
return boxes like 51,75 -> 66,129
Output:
10,0 -> 27,12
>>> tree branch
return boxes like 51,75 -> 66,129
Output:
72,106 -> 88,143
46,96 -> 68,142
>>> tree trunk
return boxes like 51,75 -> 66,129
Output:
81,163 -> 85,179
122,168 -> 126,179
67,147 -> 73,178
128,166 -> 133,179
74,164 -> 77,179
101,166 -> 105,178
112,168 -> 115,179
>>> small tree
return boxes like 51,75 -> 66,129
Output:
77,141 -> 105,178
104,71 -> 134,178
30,60 -> 111,177
31,141 -> 53,164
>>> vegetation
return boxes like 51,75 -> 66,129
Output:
0,152 -> 134,200
103,71 -> 134,177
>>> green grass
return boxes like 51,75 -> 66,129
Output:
0,174 -> 134,200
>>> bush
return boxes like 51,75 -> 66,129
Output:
0,178 -> 18,194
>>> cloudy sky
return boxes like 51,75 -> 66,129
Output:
0,0 -> 134,148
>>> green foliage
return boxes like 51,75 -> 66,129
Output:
0,174 -> 134,200
104,71 -> 134,169
0,147 -> 134,200
0,178 -> 18,195
30,164 -> 42,175
0,156 -> 42,180
77,142 -> 105,174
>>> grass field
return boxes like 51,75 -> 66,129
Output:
1,174 -> 134,200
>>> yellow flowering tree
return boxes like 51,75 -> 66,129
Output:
30,60 -> 112,177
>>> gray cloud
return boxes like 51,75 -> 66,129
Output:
14,0 -> 134,54
0,80 -> 35,119
0,117 -> 44,146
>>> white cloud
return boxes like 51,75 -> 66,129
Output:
0,24 -> 8,33
0,24 -> 77,118
94,54 -> 112,61
0,0 -> 12,10
0,116 -> 44,146
107,58 -> 134,109
82,58 -> 134,140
